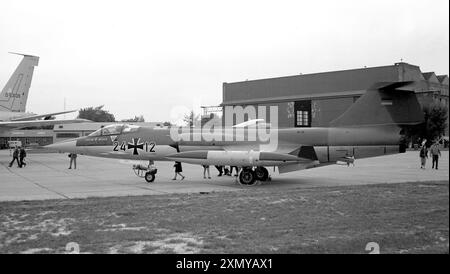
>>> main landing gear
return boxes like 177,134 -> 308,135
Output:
238,166 -> 271,186
132,160 -> 158,183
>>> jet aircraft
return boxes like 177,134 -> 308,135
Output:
46,81 -> 424,185
0,52 -> 88,133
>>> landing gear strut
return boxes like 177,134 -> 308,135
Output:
132,160 -> 158,183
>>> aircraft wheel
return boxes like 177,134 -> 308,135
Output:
144,172 -> 156,183
239,169 -> 257,186
255,167 -> 269,181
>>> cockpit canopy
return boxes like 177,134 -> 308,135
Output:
88,124 -> 140,137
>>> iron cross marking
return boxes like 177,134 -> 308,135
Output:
128,138 -> 144,155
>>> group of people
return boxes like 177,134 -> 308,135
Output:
8,148 -> 78,170
419,140 -> 442,170
214,165 -> 239,177
8,146 -> 27,168
171,163 -> 241,181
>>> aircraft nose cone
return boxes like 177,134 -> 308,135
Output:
45,140 -> 77,153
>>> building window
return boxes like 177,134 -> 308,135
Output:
296,111 -> 309,126
56,133 -> 80,139
294,100 -> 311,127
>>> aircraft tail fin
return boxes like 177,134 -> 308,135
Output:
330,81 -> 424,127
0,52 -> 39,112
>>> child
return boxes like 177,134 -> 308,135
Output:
172,161 -> 185,180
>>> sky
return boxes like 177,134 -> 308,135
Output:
0,0 -> 448,123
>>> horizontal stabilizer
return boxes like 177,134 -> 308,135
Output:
8,52 -> 39,58
368,81 -> 415,91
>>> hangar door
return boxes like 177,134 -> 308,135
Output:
294,100 -> 311,127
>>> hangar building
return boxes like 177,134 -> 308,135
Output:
221,62 -> 448,135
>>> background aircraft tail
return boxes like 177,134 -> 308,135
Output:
330,81 -> 424,127
0,52 -> 39,112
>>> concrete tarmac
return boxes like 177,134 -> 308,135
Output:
0,150 -> 448,201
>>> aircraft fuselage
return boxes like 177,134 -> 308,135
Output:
48,125 -> 404,165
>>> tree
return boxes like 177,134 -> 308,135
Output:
405,102 -> 448,147
201,113 -> 214,126
423,103 -> 448,143
121,115 -> 145,122
78,105 -> 115,122
183,111 -> 200,127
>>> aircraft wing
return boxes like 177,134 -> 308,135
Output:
0,118 -> 90,129
10,110 -> 78,121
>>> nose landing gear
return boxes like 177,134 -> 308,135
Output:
132,160 -> 158,183
144,169 -> 157,183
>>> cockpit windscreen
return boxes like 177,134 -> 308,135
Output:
88,124 -> 125,137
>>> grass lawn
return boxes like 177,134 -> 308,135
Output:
0,181 -> 448,254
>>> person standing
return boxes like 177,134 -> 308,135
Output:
19,147 -> 27,167
419,144 -> 428,169
68,153 -> 77,169
230,166 -> 239,176
202,165 -> 211,179
8,147 -> 21,168
215,165 -> 223,176
430,141 -> 441,170
172,161 -> 185,180
224,166 -> 230,176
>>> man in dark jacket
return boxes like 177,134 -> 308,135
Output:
68,153 -> 77,169
8,147 -> 21,168
19,147 -> 27,167
430,141 -> 442,170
